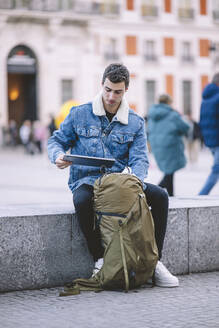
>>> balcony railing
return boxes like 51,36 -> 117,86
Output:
141,5 -> 158,18
178,8 -> 194,19
212,10 -> 219,21
0,0 -> 120,15
181,55 -> 194,63
144,54 -> 158,62
215,55 -> 219,65
104,51 -> 120,61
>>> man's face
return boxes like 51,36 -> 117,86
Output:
102,78 -> 127,113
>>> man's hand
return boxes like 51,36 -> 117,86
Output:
55,154 -> 72,169
121,167 -> 132,174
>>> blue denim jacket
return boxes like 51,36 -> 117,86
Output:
48,99 -> 149,193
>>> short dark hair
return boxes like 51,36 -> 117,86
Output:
158,94 -> 172,105
212,73 -> 219,85
102,63 -> 130,88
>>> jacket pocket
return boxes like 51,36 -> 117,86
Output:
111,133 -> 134,158
75,126 -> 101,155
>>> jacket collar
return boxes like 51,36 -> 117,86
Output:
92,92 -> 129,125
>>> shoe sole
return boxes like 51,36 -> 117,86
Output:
155,281 -> 179,288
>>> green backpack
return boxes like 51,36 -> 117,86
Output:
60,173 -> 158,296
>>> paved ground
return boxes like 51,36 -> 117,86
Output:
0,146 -> 218,328
0,272 -> 218,328
0,145 -> 219,206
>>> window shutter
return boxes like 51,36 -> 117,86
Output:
200,0 -> 207,15
165,74 -> 174,98
201,75 -> 209,91
164,0 -> 171,13
126,36 -> 137,55
164,38 -> 174,56
126,0 -> 134,10
199,39 -> 209,57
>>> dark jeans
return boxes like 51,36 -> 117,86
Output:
73,183 -> 168,262
159,173 -> 174,196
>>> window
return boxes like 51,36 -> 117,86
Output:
141,0 -> 158,17
178,0 -> 194,19
182,81 -> 192,115
104,38 -> 119,60
180,0 -> 192,8
145,80 -> 156,113
144,40 -> 157,61
212,0 -> 219,20
61,0 -> 75,10
181,41 -> 193,62
61,79 -> 73,104
182,42 -> 190,57
213,0 -> 219,8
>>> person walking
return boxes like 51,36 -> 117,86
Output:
199,73 -> 219,195
186,114 -> 202,164
19,120 -> 34,154
48,63 -> 179,287
33,120 -> 48,153
147,94 -> 190,196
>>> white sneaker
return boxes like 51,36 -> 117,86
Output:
92,258 -> 103,276
154,261 -> 179,287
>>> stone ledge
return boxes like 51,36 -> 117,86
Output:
0,197 -> 218,292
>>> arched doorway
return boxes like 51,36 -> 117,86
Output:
7,45 -> 37,127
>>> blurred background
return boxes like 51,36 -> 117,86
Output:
0,0 -> 219,203
1,0 -> 219,127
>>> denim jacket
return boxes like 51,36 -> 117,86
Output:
48,93 -> 149,193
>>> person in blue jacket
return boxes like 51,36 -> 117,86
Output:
199,73 -> 219,195
48,63 -> 179,287
148,94 -> 190,196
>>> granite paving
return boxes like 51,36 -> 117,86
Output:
0,272 -> 218,328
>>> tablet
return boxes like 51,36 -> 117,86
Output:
63,154 -> 115,168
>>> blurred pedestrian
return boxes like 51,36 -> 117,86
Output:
0,115 -> 3,147
8,120 -> 18,146
199,73 -> 219,195
148,94 -> 190,196
19,120 -> 34,154
186,114 -> 202,164
47,114 -> 56,136
33,120 -> 48,153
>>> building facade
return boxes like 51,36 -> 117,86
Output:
0,0 -> 219,127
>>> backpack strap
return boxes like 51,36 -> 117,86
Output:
119,222 -> 129,292
118,193 -> 144,292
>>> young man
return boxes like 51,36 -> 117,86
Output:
48,63 -> 179,287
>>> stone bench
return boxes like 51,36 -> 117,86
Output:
0,196 -> 218,292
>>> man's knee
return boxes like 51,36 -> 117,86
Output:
145,183 -> 169,204
155,185 -> 169,204
73,185 -> 94,209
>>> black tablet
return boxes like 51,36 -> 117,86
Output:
63,154 -> 115,168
